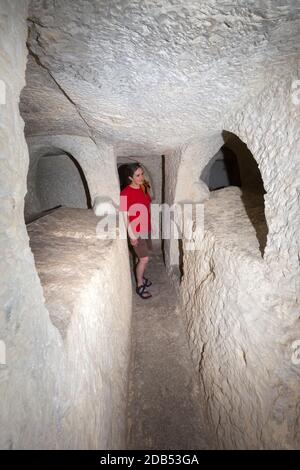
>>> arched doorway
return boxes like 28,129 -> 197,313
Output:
201,145 -> 241,191
25,148 -> 91,223
37,151 -> 91,211
201,131 -> 268,256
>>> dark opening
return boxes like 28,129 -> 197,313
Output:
118,163 -> 129,191
201,145 -> 242,191
28,150 -> 92,223
65,151 -> 92,209
201,131 -> 268,256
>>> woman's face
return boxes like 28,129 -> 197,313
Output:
131,167 -> 144,186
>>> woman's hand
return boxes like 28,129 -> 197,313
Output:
130,238 -> 138,246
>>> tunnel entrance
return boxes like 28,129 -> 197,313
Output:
36,151 -> 91,213
201,145 -> 242,191
201,131 -> 268,256
25,148 -> 91,224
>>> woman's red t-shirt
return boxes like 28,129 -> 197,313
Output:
120,185 -> 151,236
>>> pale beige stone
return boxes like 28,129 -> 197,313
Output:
1,0 -> 300,451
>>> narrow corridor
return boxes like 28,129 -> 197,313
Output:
2,0 -> 300,451
126,248 -> 210,450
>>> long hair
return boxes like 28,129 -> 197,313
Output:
125,162 -> 151,195
126,162 -> 142,186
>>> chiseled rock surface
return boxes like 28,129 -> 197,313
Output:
181,187 -> 300,449
170,70 -> 300,448
21,0 -> 300,155
205,187 -> 268,256
27,208 -> 132,448
25,135 -> 119,222
27,207 -> 102,241
36,154 -> 89,212
2,0 -> 300,451
27,208 -> 114,336
1,0 -> 62,449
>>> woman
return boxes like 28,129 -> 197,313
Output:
120,163 -> 152,299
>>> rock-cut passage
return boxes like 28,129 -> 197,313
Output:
126,248 -> 210,450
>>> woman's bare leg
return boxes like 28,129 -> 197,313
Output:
136,256 -> 149,286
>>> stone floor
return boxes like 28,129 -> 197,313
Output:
126,248 -> 210,450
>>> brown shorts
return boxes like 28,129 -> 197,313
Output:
132,234 -> 152,259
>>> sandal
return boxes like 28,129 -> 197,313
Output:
136,284 -> 152,299
143,276 -> 152,287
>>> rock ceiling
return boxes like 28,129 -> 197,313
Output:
20,0 -> 300,155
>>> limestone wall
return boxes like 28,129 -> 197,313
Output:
180,70 -> 300,449
27,208 -> 132,449
163,137 -> 223,275
0,2 -> 131,449
25,135 -> 119,221
163,148 -> 181,273
1,0 -> 58,448
36,154 -> 88,211
224,133 -> 264,193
